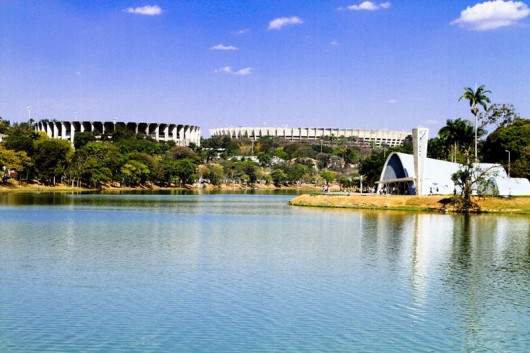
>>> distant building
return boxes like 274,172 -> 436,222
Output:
209,127 -> 409,147
0,133 -> 7,143
34,120 -> 201,147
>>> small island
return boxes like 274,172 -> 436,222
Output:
289,193 -> 530,214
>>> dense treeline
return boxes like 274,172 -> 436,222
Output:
1,118 -> 410,189
1,95 -> 528,190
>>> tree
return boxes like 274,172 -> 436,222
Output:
512,146 -> 530,180
69,147 -> 112,188
451,161 -> 497,213
339,176 -> 353,189
82,141 -> 124,180
321,171 -> 335,186
458,85 -> 491,162
233,160 -> 259,184
0,145 -> 32,181
479,103 -> 520,129
127,152 -> 163,183
173,158 -> 198,185
438,118 -> 480,162
200,163 -> 225,186
166,146 -> 200,162
0,118 -> 10,133
481,118 -> 530,171
284,162 -> 309,184
74,131 -> 97,149
271,168 -> 288,186
120,160 -> 150,186
427,137 -> 449,160
359,150 -> 386,185
3,132 -> 36,157
33,139 -> 73,185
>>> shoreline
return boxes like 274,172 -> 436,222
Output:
0,180 -> 322,194
289,194 -> 530,215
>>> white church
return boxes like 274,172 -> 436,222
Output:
376,128 -> 530,196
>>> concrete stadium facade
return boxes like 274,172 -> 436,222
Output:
209,127 -> 409,147
35,120 -> 201,146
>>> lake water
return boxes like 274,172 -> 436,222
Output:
0,192 -> 528,352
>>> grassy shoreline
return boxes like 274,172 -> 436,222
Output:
289,193 -> 530,215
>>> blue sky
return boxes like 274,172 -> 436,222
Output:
1,0 -> 529,136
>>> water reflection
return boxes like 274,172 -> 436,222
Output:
0,194 -> 528,352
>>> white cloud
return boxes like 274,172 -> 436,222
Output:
330,40 -> 339,46
125,5 -> 163,16
234,28 -> 250,35
452,0 -> 530,30
215,66 -> 234,74
215,66 -> 253,76
387,99 -> 397,104
211,44 -> 238,51
345,1 -> 391,11
268,16 -> 304,30
235,67 -> 253,76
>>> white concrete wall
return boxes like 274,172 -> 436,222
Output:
209,127 -> 409,147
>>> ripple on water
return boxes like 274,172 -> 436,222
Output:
0,194 -> 529,352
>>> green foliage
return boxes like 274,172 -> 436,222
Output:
69,147 -> 111,188
512,146 -> 530,180
459,85 -> 491,160
234,160 -> 259,184
451,161 -> 497,213
3,132 -> 36,156
200,163 -> 225,186
172,158 -> 198,185
482,118 -> 530,169
312,143 -> 333,154
127,152 -> 163,183
0,118 -> 10,134
0,145 -> 32,177
272,147 -> 289,160
340,147 -> 360,164
459,85 -> 491,116
33,138 -> 73,185
321,170 -> 335,185
271,168 -> 288,186
115,135 -> 163,155
427,137 -> 449,160
166,146 -> 201,162
285,163 -> 310,183
73,132 -> 97,149
121,160 -> 150,186
339,176 -> 354,188
359,150 -> 386,185
479,103 -> 520,129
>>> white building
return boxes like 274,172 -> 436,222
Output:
35,120 -> 201,147
210,127 -> 409,147
376,128 -> 530,196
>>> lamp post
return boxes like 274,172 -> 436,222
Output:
505,150 -> 511,178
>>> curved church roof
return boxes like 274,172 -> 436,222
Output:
379,152 -> 530,196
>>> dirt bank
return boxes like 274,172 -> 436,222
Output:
289,194 -> 530,214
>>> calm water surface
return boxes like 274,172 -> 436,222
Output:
0,192 -> 528,352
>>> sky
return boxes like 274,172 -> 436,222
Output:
1,0 -> 529,136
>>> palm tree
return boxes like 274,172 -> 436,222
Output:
458,85 -> 491,162
439,119 -> 461,162
439,118 -> 475,162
